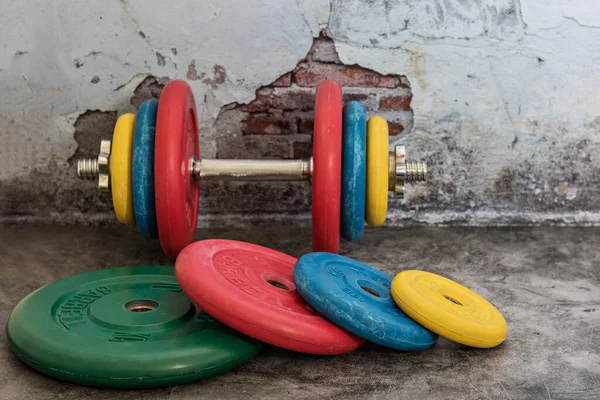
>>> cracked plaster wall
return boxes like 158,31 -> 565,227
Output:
1,0 -> 599,226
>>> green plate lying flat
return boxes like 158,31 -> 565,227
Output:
6,266 -> 262,388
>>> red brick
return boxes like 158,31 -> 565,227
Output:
237,88 -> 273,112
244,137 -> 290,159
388,122 -> 405,136
398,76 -> 411,89
295,64 -> 399,88
271,89 -> 314,111
242,113 -> 298,135
343,93 -> 369,103
272,72 -> 292,87
293,141 -> 312,159
298,118 -> 314,134
310,37 -> 341,64
379,95 -> 412,111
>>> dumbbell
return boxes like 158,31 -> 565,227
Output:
76,79 -> 428,259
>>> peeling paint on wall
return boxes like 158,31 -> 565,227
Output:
69,111 -> 118,165
201,34 -> 413,215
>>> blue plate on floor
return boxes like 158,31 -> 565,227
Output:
293,253 -> 438,351
341,102 -> 367,242
133,99 -> 159,239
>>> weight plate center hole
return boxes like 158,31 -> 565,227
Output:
360,286 -> 381,297
444,295 -> 463,306
125,299 -> 159,312
267,280 -> 289,291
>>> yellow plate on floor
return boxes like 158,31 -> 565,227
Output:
111,113 -> 136,225
365,116 -> 388,227
391,270 -> 508,348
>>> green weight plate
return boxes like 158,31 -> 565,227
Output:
6,266 -> 262,388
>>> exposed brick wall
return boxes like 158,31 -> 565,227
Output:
215,33 -> 413,161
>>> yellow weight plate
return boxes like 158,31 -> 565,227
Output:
111,113 -> 136,225
391,270 -> 508,348
365,116 -> 388,227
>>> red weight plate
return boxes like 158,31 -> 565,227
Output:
312,80 -> 343,253
175,239 -> 365,354
155,80 -> 199,259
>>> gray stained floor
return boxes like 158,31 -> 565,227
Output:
0,225 -> 599,400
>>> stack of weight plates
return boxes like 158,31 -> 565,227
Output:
7,241 -> 507,388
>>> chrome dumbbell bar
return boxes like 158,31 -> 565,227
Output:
77,142 -> 427,199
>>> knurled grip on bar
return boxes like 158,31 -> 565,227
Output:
192,158 -> 313,182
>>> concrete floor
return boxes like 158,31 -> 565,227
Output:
1,224 -> 599,399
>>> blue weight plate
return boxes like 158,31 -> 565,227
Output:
133,99 -> 159,239
341,102 -> 367,242
293,253 -> 438,351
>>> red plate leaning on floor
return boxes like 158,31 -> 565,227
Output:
155,80 -> 200,259
312,80 -> 343,254
175,239 -> 365,354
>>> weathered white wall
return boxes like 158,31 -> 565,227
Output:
1,0 -> 599,225
331,0 -> 600,225
0,0 -> 317,175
